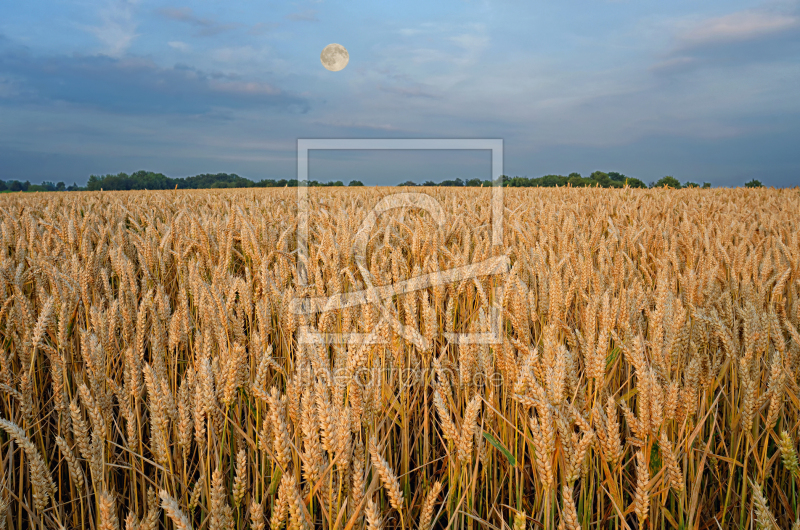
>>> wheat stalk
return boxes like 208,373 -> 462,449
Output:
0,418 -> 55,513
418,481 -> 443,530
369,436 -> 404,512
160,490 -> 194,530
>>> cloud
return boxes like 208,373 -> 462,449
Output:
311,119 -> 402,131
449,32 -> 489,53
210,45 -> 271,65
168,41 -> 190,51
285,10 -> 318,22
649,56 -> 697,73
0,76 -> 19,98
83,0 -> 141,56
653,7 -> 800,73
379,21 -> 489,70
157,7 -> 238,37
248,22 -> 280,35
676,11 -> 799,48
208,79 -> 280,96
0,46 -> 309,115
376,84 -> 441,99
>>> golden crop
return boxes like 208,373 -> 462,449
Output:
0,186 -> 798,529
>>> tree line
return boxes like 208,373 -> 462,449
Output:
1,170 -> 766,192
394,171 -> 767,188
0,172 -> 367,192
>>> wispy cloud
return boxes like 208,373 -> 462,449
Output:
168,40 -> 190,51
285,10 -> 318,22
675,10 -> 799,48
449,32 -> 489,52
210,45 -> 271,65
83,0 -> 141,56
397,28 -> 423,37
208,79 -> 280,96
311,119 -> 401,131
652,6 -> 800,74
366,21 -> 490,99
157,7 -> 238,37
248,22 -> 280,35
376,84 -> 441,99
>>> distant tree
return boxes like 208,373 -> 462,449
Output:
439,178 -> 464,186
56,182 -> 66,191
0,181 -> 6,191
398,180 -> 417,186
466,178 -> 483,187
540,175 -> 564,187
745,179 -> 764,188
702,182 -> 711,189
184,172 -> 249,189
654,176 -> 682,189
9,181 -> 24,192
590,171 -> 611,186
348,180 -> 364,186
86,175 -> 101,190
684,182 -> 699,188
422,180 -> 436,186
625,177 -> 648,189
505,176 -> 528,187
567,175 -> 591,187
607,172 -> 627,182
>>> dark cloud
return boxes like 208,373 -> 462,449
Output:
0,44 -> 310,115
156,7 -> 238,37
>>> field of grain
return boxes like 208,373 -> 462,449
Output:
0,187 -> 799,529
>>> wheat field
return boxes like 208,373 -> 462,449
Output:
0,186 -> 799,529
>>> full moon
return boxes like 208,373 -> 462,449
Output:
320,43 -> 349,71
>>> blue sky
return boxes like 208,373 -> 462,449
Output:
1,0 -> 799,186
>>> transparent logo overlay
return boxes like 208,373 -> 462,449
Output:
292,139 -> 506,349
